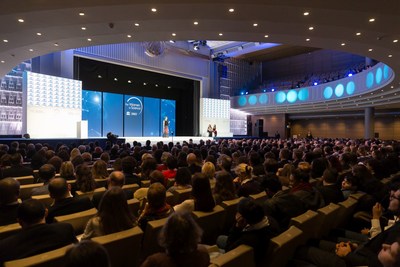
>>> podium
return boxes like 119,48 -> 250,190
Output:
77,121 -> 88,139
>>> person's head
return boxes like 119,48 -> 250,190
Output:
100,152 -> 110,164
75,164 -> 96,192
378,241 -> 400,267
10,152 -> 23,166
38,164 -> 56,182
159,212 -> 203,256
0,178 -> 20,205
47,156 -> 63,173
217,154 -> 232,172
192,173 -> 215,212
98,187 -> 135,234
174,167 -> 192,186
322,168 -> 338,184
147,183 -> 167,210
66,240 -> 110,267
107,171 -> 125,187
388,188 -> 400,214
237,198 -> 264,225
166,156 -> 177,171
70,148 -> 81,161
264,158 -> 279,174
289,168 -> 310,187
92,160 -> 109,179
186,153 -> 197,165
214,171 -> 236,200
121,156 -> 136,174
141,158 -> 157,178
49,178 -> 70,200
81,152 -> 92,163
17,199 -> 46,228
60,161 -> 75,180
149,170 -> 165,184
202,161 -> 215,180
235,163 -> 253,181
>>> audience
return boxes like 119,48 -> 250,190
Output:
65,240 -> 111,267
0,178 -> 20,225
91,160 -> 109,180
60,161 -> 75,180
213,171 -> 237,205
74,164 -> 97,193
1,152 -> 33,179
31,163 -> 56,196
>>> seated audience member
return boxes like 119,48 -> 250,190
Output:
167,167 -> 192,193
187,153 -> 202,175
31,163 -> 56,196
70,148 -> 81,161
46,178 -> 94,223
0,199 -> 77,264
249,151 -> 265,177
0,178 -> 20,225
91,160 -> 109,180
234,163 -> 262,197
202,161 -> 216,188
82,187 -> 136,240
60,161 -> 75,180
74,164 -> 97,194
378,241 -> 400,267
100,152 -> 111,167
213,171 -> 237,205
66,240 -> 110,267
162,156 -> 178,183
1,152 -> 33,179
317,168 -> 344,204
47,156 -> 63,174
276,163 -> 295,187
122,156 -> 141,185
134,170 -> 165,205
92,146 -> 104,159
81,152 -> 93,164
141,212 -> 210,267
216,154 -> 234,177
92,171 -> 134,208
217,198 -> 280,266
138,183 -> 174,230
341,174 -> 360,199
174,173 -> 215,213
140,157 -> 158,181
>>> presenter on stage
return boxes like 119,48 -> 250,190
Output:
163,116 -> 169,137
207,124 -> 213,137
213,124 -> 217,137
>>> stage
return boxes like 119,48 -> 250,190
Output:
125,136 -> 214,145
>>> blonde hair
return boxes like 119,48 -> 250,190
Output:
235,163 -> 253,178
70,148 -> 81,161
202,162 -> 215,179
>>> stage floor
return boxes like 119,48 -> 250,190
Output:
125,136 -> 214,145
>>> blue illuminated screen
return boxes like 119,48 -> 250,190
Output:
82,90 -> 102,137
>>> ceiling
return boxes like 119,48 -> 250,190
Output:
0,0 -> 400,114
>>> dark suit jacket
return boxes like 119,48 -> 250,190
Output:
46,196 -> 94,223
92,189 -> 134,209
0,222 -> 77,264
0,203 -> 19,226
124,173 -> 141,185
1,165 -> 33,179
317,184 -> 345,204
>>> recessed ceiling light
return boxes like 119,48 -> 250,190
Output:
18,19 -> 24,23
369,18 -> 375,22
29,48 -> 34,52
356,32 -> 361,36
151,8 -> 157,12
303,12 -> 310,16
219,33 -> 223,36
388,54 -> 393,57
3,39 -> 8,43
81,27 -> 86,30
134,23 -> 139,27
171,33 -> 176,36
87,38 -> 92,42
341,43 -> 346,46
391,86 -> 394,88
228,8 -> 234,12
264,35 -> 269,38
253,23 -> 258,27
194,21 -> 199,25
309,26 -> 314,30
97,75 -> 102,78
393,39 -> 398,43
143,82 -> 147,85
54,43 -> 59,46
79,12 -> 85,16
155,84 -> 158,87
114,78 -> 118,81
1,60 -> 5,63
167,86 -> 171,89
128,80 -> 132,83
127,34 -> 132,38
306,38 -> 310,41
368,48 -> 373,51
36,32 -> 42,36
169,40 -> 175,43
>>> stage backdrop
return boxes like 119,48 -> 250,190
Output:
82,90 -> 175,137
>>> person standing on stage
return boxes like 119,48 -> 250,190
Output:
163,117 -> 169,138
207,124 -> 213,137
213,124 -> 217,137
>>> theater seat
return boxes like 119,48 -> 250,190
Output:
122,183 -> 140,194
316,203 -> 341,239
3,244 -> 72,267
171,188 -> 192,205
127,198 -> 140,217
249,191 -> 268,206
31,194 -> 54,208
336,197 -> 358,228
92,226 -> 143,267
19,183 -> 44,200
192,205 -> 226,245
289,210 -> 319,243
141,180 -> 150,188
14,175 -> 34,185
141,217 -> 168,260
210,245 -> 255,267
76,187 -> 106,200
220,197 -> 244,233
0,222 -> 22,240
54,208 -> 97,235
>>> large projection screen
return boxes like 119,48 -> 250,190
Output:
25,71 -> 82,138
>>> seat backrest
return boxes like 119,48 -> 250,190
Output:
54,208 -> 97,235
19,183 -> 44,200
210,245 -> 255,267
93,226 -> 144,267
192,205 -> 226,245
0,222 -> 22,240
220,197 -> 243,234
316,203 -> 341,239
122,183 -> 140,194
171,188 -> 192,205
141,180 -> 150,188
76,187 -> 106,200
3,244 -> 72,267
336,197 -> 358,228
165,191 -> 175,206
141,217 -> 168,259
349,192 -> 366,200
289,210 -> 319,242
166,178 -> 175,189
14,175 -> 34,185
31,194 -> 54,208
127,198 -> 140,217
266,226 -> 304,267
249,191 -> 268,206
95,179 -> 107,188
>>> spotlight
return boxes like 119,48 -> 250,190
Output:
348,73 -> 353,77
240,92 -> 244,95
313,82 -> 318,86
263,89 -> 266,92
245,91 -> 248,95
271,88 -> 275,92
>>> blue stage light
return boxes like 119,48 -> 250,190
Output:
313,82 -> 318,86
245,91 -> 248,95
240,92 -> 244,95
348,73 -> 353,77
271,88 -> 275,92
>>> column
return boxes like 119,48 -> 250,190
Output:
364,107 -> 374,139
